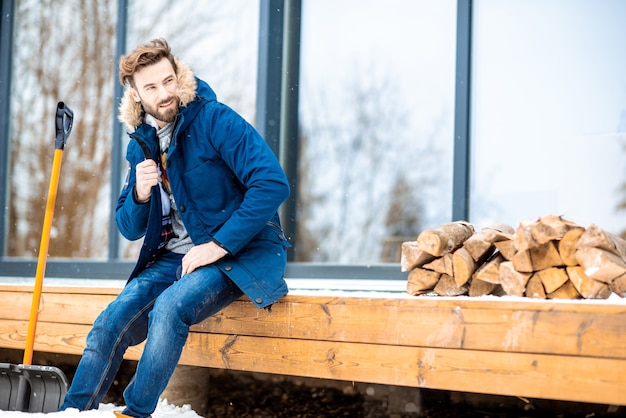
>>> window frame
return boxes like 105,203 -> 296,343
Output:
0,0 -> 470,283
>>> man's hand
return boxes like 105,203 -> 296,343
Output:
135,159 -> 158,202
181,241 -> 228,277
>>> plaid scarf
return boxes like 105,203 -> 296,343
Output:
153,120 -> 176,248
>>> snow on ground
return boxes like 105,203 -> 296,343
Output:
0,399 -> 202,418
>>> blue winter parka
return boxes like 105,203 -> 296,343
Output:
115,62 -> 290,309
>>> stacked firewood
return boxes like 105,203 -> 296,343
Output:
401,215 -> 626,299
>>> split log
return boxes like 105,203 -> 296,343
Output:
511,249 -> 533,273
452,247 -> 475,286
494,239 -> 517,260
423,253 -> 454,276
532,214 -> 582,243
575,247 -> 626,283
530,241 -> 564,271
462,224 -> 514,262
558,228 -> 585,266
547,280 -> 581,299
525,274 -> 546,299
468,279 -> 501,297
473,253 -> 504,284
401,241 -> 436,272
567,266 -> 611,299
404,217 -> 625,300
511,241 -> 563,273
407,268 -> 441,295
416,221 -> 475,257
536,267 -> 569,294
434,274 -> 468,296
515,214 -> 582,252
514,220 -> 535,252
609,272 -> 626,297
576,224 -> 626,259
499,261 -> 532,297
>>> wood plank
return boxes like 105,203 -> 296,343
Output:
5,284 -> 626,314
0,284 -> 123,295
195,299 -> 626,359
178,333 -> 626,406
1,285 -> 626,407
0,290 -> 112,324
2,288 -> 626,360
0,320 -> 144,360
10,317 -> 623,406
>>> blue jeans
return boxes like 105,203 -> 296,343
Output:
59,250 -> 244,417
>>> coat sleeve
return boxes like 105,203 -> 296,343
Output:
115,139 -> 152,241
208,104 -> 290,255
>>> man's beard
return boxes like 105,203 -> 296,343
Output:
143,96 -> 180,124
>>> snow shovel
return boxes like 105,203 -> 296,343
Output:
0,102 -> 73,412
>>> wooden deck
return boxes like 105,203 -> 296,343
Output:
0,280 -> 625,406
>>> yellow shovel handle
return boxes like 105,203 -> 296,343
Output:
23,148 -> 64,365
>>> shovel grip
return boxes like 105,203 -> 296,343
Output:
55,102 -> 73,150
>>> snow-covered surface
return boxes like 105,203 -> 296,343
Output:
0,399 -> 201,418
0,276 -> 410,295
0,277 -> 127,289
286,278 -> 409,294
1,276 -> 625,304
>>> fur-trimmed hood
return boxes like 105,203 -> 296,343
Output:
118,60 -> 199,131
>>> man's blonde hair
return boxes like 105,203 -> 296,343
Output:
119,38 -> 178,87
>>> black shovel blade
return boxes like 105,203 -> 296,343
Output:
0,363 -> 68,412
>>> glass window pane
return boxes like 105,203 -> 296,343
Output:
471,0 -> 626,235
8,0 -> 117,259
125,1 -> 259,122
298,0 -> 457,263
